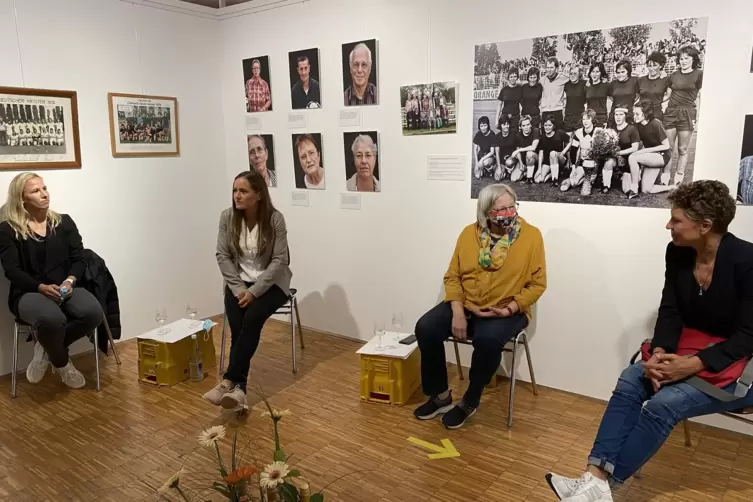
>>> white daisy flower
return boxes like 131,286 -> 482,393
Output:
260,461 -> 289,489
158,468 -> 185,494
197,425 -> 226,448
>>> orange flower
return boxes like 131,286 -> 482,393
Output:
223,465 -> 258,485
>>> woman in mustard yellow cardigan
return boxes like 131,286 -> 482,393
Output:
414,183 -> 547,429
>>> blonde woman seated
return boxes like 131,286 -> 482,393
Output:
414,184 -> 547,429
0,173 -> 102,389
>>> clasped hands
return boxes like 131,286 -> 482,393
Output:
236,290 -> 255,308
451,301 -> 520,341
642,349 -> 705,392
38,278 -> 75,303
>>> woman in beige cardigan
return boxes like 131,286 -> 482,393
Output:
203,170 -> 292,411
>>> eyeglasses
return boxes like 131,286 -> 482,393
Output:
491,203 -> 519,212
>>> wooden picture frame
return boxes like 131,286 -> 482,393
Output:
0,86 -> 82,170
107,93 -> 180,158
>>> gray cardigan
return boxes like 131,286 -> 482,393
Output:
216,208 -> 292,298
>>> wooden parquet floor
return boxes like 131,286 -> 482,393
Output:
0,319 -> 751,501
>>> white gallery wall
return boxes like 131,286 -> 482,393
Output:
0,0 -> 227,374
219,0 -> 753,433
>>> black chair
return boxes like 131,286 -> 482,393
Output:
218,288 -> 305,376
449,329 -> 538,428
11,314 -> 121,397
629,348 -> 753,447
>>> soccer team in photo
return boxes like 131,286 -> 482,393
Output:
0,104 -> 66,149
117,106 -> 172,144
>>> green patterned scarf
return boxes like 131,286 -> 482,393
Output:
478,219 -> 522,269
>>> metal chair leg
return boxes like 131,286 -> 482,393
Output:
219,311 -> 228,378
521,331 -> 538,396
453,339 -> 464,380
290,300 -> 297,374
507,332 -> 522,428
294,297 -> 304,349
93,328 -> 101,392
102,317 -> 121,365
11,323 -> 18,398
682,420 -> 692,447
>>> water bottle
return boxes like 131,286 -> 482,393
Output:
189,334 -> 204,382
60,285 -> 69,299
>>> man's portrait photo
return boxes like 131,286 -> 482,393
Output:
342,39 -> 379,107
242,56 -> 272,113
289,48 -> 322,110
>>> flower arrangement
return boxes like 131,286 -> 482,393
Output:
590,128 -> 620,160
157,392 -> 324,502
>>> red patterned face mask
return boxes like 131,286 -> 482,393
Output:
488,210 -> 518,228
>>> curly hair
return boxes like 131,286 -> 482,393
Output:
667,180 -> 736,234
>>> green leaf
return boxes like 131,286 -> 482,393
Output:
279,482 -> 299,502
287,470 -> 302,478
210,482 -> 231,497
273,449 -> 286,462
311,494 -> 324,502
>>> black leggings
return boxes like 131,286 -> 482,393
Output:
223,284 -> 288,391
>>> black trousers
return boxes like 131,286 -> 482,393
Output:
17,289 -> 102,367
415,302 -> 528,409
223,284 -> 288,391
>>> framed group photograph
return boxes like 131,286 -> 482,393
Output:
108,93 -> 179,157
343,130 -> 380,192
243,56 -> 273,113
400,81 -> 458,135
342,39 -> 379,106
0,86 -> 81,170
289,48 -> 322,109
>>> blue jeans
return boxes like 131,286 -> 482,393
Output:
589,362 -> 753,482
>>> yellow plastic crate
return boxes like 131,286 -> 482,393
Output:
138,327 -> 217,387
359,349 -> 421,405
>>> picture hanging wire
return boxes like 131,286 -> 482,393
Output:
426,4 -> 431,83
132,3 -> 146,95
12,0 -> 26,87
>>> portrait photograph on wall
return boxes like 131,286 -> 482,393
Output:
289,48 -> 322,110
0,86 -> 81,169
292,133 -> 325,190
242,55 -> 273,113
738,114 -> 753,205
471,17 -> 708,207
400,81 -> 458,136
247,134 -> 277,188
108,93 -> 179,157
343,131 -> 380,192
342,39 -> 378,107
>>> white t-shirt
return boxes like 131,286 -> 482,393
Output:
238,224 -> 264,283
304,172 -> 326,190
346,174 -> 380,192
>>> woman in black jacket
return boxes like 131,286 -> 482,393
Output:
546,181 -> 753,502
0,173 -> 102,389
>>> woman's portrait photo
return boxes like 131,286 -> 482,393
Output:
288,48 -> 322,110
247,134 -> 277,188
343,131 -> 380,192
242,56 -> 273,113
292,133 -> 325,190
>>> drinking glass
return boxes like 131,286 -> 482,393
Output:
374,321 -> 386,351
391,312 -> 404,344
155,308 -> 170,335
186,303 -> 199,327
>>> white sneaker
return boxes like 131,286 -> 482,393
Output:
545,472 -> 612,501
52,361 -> 86,389
26,342 -> 50,384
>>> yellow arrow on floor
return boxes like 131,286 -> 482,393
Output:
407,437 -> 460,459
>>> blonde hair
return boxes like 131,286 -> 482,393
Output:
4,172 -> 61,240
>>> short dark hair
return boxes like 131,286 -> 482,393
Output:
478,116 -> 490,128
615,59 -> 632,76
667,180 -> 736,234
546,57 -> 559,68
543,114 -> 557,126
295,133 -> 319,154
647,51 -> 667,68
507,68 -> 519,78
527,67 -> 540,80
498,114 -> 511,126
677,45 -> 702,69
634,99 -> 655,122
297,55 -> 309,65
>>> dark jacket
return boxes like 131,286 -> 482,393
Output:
0,214 -> 85,315
652,233 -> 753,372
79,249 -> 122,354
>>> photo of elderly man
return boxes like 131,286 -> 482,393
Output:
342,39 -> 378,107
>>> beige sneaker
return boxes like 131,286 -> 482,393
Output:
52,361 -> 86,389
26,342 -> 50,384
220,386 -> 248,411
203,380 -> 233,406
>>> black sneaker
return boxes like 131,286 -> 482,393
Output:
441,402 -> 477,429
626,190 -> 639,200
413,393 -> 453,420
526,177 -> 534,185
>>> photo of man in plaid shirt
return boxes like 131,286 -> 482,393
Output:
245,59 -> 272,113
